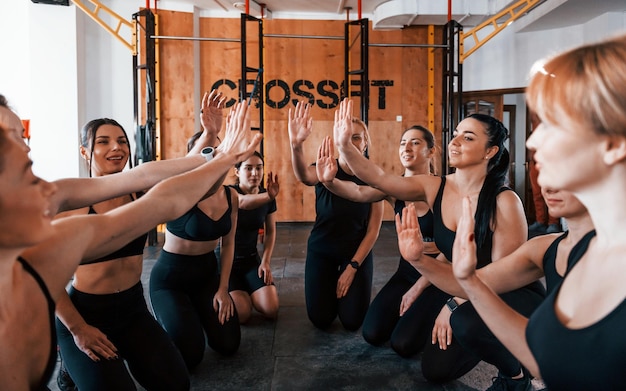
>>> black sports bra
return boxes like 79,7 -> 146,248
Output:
433,177 -> 506,267
543,230 -> 596,294
166,186 -> 233,241
17,257 -> 57,390
81,193 -> 148,265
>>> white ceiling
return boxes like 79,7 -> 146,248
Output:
174,0 -> 626,31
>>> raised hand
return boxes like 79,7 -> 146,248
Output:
217,102 -> 261,162
266,172 -> 279,200
200,89 -> 226,137
288,101 -> 313,146
452,197 -> 478,281
316,136 -> 338,183
395,203 -> 425,263
333,98 -> 354,151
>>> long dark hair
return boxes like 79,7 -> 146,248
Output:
467,113 -> 510,248
80,118 -> 133,177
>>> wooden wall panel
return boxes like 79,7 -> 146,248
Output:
158,10 -> 195,159
156,12 -> 443,221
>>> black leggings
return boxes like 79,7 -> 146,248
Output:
56,282 -> 189,391
149,250 -> 241,369
304,249 -> 373,331
362,259 -> 449,357
229,252 -> 273,293
422,282 -> 546,382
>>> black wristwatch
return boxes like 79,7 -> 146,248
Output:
349,260 -> 360,270
446,297 -> 458,313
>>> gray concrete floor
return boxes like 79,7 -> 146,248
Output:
48,222 -> 546,390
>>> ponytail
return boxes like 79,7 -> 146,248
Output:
468,114 -> 509,247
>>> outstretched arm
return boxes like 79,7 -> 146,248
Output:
27,102 -> 261,300
238,172 -> 279,210
51,154 -> 207,214
453,197 -> 541,377
288,101 -> 318,186
53,90 -> 227,215
333,99 -> 436,203
317,136 -> 387,203
396,203 -> 547,298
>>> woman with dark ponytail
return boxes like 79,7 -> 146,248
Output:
323,99 -> 545,391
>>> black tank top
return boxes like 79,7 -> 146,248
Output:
166,186 -> 233,241
393,199 -> 435,242
17,257 -> 57,390
230,184 -> 277,258
308,162 -> 372,258
542,232 -> 568,294
543,230 -> 596,294
526,230 -> 624,390
81,193 -> 149,265
433,177 -> 503,267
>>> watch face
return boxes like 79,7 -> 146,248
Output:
350,261 -> 359,269
202,146 -> 214,161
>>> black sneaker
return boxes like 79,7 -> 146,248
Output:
486,371 -> 532,391
56,363 -> 77,391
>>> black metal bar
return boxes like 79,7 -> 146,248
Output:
133,8 -> 158,245
344,18 -> 369,126
441,20 -> 463,175
240,13 -> 264,153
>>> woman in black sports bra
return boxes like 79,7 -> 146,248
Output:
149,129 -> 242,370
325,99 -> 544,389
319,125 -> 444,358
55,116 -> 213,390
449,35 -> 626,390
0,98 -> 258,390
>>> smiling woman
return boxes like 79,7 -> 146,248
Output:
0,95 -> 259,390
79,118 -> 133,177
322,99 -> 545,388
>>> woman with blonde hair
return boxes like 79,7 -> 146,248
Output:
288,101 -> 384,331
444,34 -> 626,390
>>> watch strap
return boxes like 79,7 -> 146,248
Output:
446,297 -> 458,313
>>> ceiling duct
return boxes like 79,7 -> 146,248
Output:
372,0 -> 492,29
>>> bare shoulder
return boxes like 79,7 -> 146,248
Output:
21,215 -> 98,298
496,188 -> 523,205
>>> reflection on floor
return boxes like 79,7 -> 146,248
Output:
49,222 -> 546,391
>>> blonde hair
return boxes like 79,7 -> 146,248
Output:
351,117 -> 371,152
526,33 -> 626,137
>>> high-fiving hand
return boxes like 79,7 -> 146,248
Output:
288,101 -> 313,146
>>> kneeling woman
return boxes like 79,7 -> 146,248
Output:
229,152 -> 280,323
149,134 -> 241,369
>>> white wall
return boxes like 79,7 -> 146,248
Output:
0,1 -> 81,180
1,2 -> 624,184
